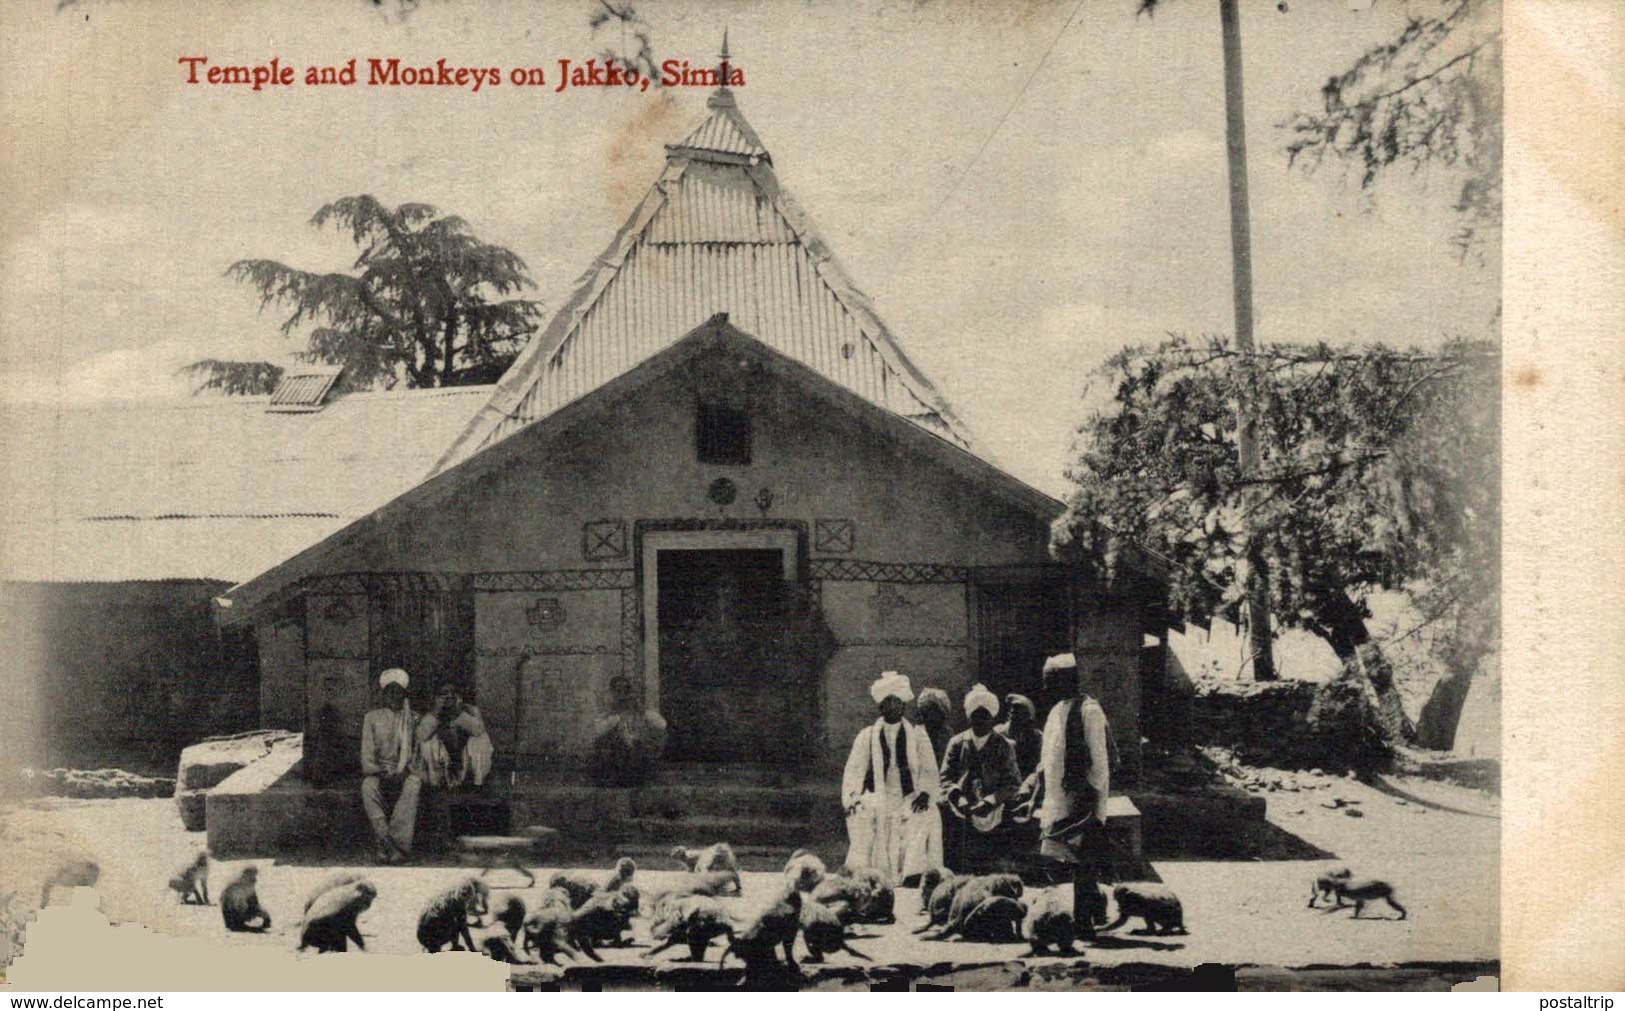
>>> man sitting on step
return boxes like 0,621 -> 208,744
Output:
360,668 -> 424,865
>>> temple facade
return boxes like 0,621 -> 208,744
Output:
217,86 -> 1165,784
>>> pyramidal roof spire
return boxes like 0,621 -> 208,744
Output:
668,31 -> 767,164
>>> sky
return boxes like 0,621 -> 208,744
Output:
0,0 -> 1500,494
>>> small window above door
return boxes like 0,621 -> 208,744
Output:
696,399 -> 752,465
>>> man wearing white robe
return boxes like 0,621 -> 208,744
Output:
841,671 -> 943,885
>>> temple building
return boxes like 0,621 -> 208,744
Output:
210,82 -> 1167,842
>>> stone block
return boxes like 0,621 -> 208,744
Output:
174,729 -> 297,831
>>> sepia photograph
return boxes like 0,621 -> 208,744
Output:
0,0 -> 1534,993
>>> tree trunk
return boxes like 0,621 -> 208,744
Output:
1316,595 -> 1415,744
441,310 -> 459,384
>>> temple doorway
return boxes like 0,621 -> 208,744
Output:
653,545 -> 810,764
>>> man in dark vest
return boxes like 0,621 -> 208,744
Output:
940,684 -> 1023,873
1018,653 -> 1117,935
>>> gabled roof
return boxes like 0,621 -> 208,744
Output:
0,385 -> 491,583
430,88 -> 977,475
219,317 -> 1063,624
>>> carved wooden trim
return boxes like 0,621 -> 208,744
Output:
473,570 -> 635,592
807,559 -> 968,584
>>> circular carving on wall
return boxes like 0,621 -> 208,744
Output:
708,477 -> 738,505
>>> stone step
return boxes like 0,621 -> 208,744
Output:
616,814 -> 823,849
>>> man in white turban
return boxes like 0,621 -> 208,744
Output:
939,684 -> 1023,873
360,668 -> 423,864
1016,652 -> 1119,937
841,671 -> 943,885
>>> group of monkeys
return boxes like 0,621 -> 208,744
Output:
32,844 -> 1393,969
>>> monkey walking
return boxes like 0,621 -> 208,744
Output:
220,867 -> 273,933
927,874 -> 1024,941
299,880 -> 375,953
1329,877 -> 1408,920
1098,882 -> 1188,936
719,857 -> 824,972
40,858 -> 101,907
521,906 -> 582,965
168,851 -> 210,905
566,889 -> 638,962
1308,867 -> 1353,908
673,842 -> 739,876
643,894 -> 734,963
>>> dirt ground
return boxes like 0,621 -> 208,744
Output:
0,771 -> 1498,986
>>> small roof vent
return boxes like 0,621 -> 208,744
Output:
267,365 -> 343,413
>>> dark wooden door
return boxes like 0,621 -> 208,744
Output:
657,549 -> 808,764
973,576 -> 1071,702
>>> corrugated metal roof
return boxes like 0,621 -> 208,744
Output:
0,385 -> 490,583
670,89 -> 769,162
431,91 -> 977,474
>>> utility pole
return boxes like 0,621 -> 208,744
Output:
1219,0 -> 1277,680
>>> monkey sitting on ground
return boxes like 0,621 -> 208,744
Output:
417,877 -> 491,952
39,858 -> 100,907
220,866 -> 272,933
1021,890 -> 1077,956
601,857 -> 636,893
1099,882 -> 1188,936
956,895 -> 1028,943
298,880 -> 375,953
674,842 -> 739,875
302,873 -> 366,915
719,857 -> 824,971
914,872 -> 972,934
566,888 -> 637,962
1328,877 -> 1408,920
812,867 -> 895,925
918,867 -> 954,914
521,906 -> 582,965
928,874 -> 1024,941
1307,866 -> 1353,908
493,895 -> 527,941
168,851 -> 210,905
643,894 -> 734,963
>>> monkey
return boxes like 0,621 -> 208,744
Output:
649,869 -> 743,908
719,887 -> 806,972
1308,866 -> 1354,908
1329,877 -> 1407,920
601,857 -> 636,894
918,867 -> 953,913
298,880 -> 375,953
957,896 -> 1028,943
799,898 -> 871,963
811,867 -> 895,925
1021,890 -> 1077,956
642,894 -> 734,963
929,874 -> 1024,941
220,866 -> 272,933
39,858 -> 100,907
545,870 -> 600,909
538,886 -> 574,911
915,873 -> 972,934
719,857 -> 824,971
521,906 -> 582,965
417,877 -> 490,952
479,934 -> 531,964
566,888 -> 637,962
673,842 -> 739,875
167,851 -> 210,905
302,873 -> 366,914
493,895 -> 527,941
1099,882 -> 1188,936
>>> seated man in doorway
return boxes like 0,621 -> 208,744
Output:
940,685 -> 1023,873
841,671 -> 943,886
360,668 -> 423,865
419,683 -> 494,789
587,675 -> 667,787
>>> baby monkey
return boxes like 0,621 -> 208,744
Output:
168,851 -> 210,905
